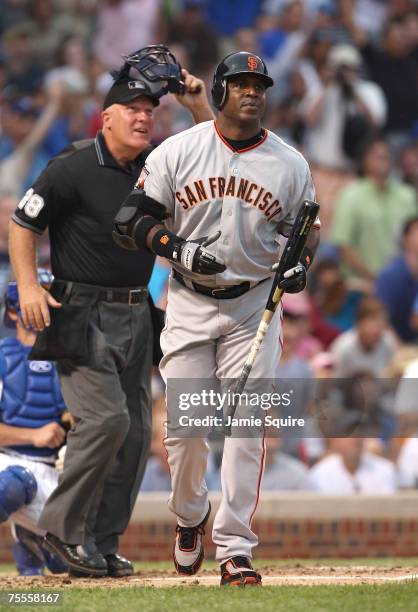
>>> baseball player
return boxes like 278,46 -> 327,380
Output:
0,270 -> 68,575
113,51 -> 320,585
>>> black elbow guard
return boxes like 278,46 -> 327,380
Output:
112,188 -> 168,251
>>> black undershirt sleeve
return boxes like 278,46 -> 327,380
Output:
12,155 -> 77,234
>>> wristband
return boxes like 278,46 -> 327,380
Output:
151,228 -> 182,259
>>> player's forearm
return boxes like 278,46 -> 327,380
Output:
145,223 -> 165,251
145,223 -> 188,262
143,223 -> 225,275
115,209 -> 182,261
0,423 -> 36,446
175,69 -> 215,124
134,221 -> 188,264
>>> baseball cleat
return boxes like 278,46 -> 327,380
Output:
220,556 -> 262,586
173,502 -> 211,575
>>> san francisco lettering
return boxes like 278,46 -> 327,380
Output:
175,176 -> 281,221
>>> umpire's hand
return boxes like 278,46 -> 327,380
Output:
19,284 -> 61,331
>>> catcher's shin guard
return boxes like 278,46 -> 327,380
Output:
220,556 -> 262,586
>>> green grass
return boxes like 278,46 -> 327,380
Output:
1,585 -> 418,612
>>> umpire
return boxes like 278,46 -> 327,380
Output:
8,46 -> 214,577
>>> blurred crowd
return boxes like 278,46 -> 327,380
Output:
1,0 -> 418,497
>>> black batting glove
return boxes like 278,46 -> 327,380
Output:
278,262 -> 307,294
174,231 -> 226,275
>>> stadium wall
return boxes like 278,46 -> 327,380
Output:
1,493 -> 418,562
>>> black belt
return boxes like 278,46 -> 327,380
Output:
52,280 -> 148,305
173,270 -> 265,299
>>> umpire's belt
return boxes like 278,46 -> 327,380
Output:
52,280 -> 148,305
173,270 -> 266,299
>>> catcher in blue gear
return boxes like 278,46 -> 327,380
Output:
0,270 -> 69,575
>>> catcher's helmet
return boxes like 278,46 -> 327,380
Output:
3,269 -> 53,328
211,51 -> 274,110
118,44 -> 184,98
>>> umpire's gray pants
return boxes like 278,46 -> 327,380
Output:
38,299 -> 152,554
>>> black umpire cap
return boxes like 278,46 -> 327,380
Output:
103,77 -> 160,109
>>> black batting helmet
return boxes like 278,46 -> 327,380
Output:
211,51 -> 274,110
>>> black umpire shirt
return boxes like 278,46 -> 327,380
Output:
12,132 -> 155,287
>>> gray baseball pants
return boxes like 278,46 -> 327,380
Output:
38,297 -> 152,555
160,277 -> 281,563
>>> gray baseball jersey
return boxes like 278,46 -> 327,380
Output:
141,120 -> 318,285
141,120 -> 318,564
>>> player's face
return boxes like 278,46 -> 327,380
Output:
103,97 -> 155,153
224,74 -> 267,122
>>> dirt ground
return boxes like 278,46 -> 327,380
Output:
1,565 -> 418,588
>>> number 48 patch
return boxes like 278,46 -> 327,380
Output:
17,188 -> 45,218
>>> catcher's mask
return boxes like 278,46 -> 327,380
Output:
106,44 -> 184,108
211,51 -> 274,110
3,269 -> 53,328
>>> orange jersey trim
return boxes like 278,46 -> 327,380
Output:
214,122 -> 268,153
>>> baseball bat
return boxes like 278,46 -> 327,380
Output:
223,199 -> 320,436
